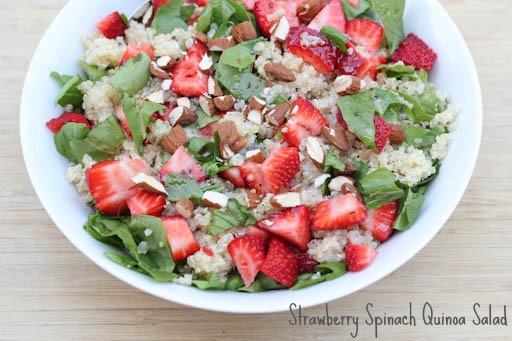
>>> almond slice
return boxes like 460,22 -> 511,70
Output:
146,90 -> 165,104
270,192 -> 301,209
247,110 -> 263,125
194,31 -> 208,44
176,97 -> 191,108
175,198 -> 194,219
272,16 -> 290,41
162,125 -> 188,153
333,75 -> 363,96
169,106 -> 198,126
243,189 -> 264,208
131,173 -> 167,196
328,176 -> 354,192
208,77 -> 224,97
321,125 -> 350,151
250,96 -> 266,111
202,191 -> 229,209
199,54 -> 214,73
266,103 -> 289,126
213,95 -> 235,112
199,95 -> 216,116
314,174 -> 331,188
150,61 -> 171,79
297,0 -> 329,25
230,135 -> 248,153
341,183 -> 362,201
305,136 -> 325,167
207,37 -> 236,51
217,120 -> 239,146
246,149 -> 265,163
231,21 -> 258,43
264,63 -> 296,82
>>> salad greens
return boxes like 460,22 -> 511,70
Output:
151,0 -> 194,34
109,52 -> 151,96
359,168 -> 404,210
50,72 -> 84,110
208,199 -> 257,236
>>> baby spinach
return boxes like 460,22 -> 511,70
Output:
208,199 -> 257,235
377,62 -> 416,78
50,72 -> 84,109
340,0 -> 372,20
165,174 -> 205,202
192,273 -> 226,290
215,63 -> 265,101
322,151 -> 346,174
53,122 -> 90,163
359,167 -> 404,210
337,91 -> 377,151
404,125 -> 443,149
151,0 -> 192,34
291,262 -> 347,290
109,52 -> 151,96
196,0 -> 253,34
370,0 -> 405,54
320,26 -> 349,54
81,62 -> 109,81
393,186 -> 426,231
219,39 -> 263,69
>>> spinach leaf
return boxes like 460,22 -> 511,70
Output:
340,0 -> 372,20
109,52 -> 151,96
187,133 -> 230,177
337,91 -> 377,151
196,0 -> 236,33
192,273 -> 226,290
227,0 -> 253,23
398,91 -> 434,123
50,71 -> 73,86
208,199 -> 257,235
216,63 -> 265,101
373,88 -> 411,116
418,69 -> 445,114
51,72 -> 84,109
350,160 -> 369,182
121,95 -> 165,154
291,262 -> 347,290
320,26 -> 349,54
404,125 -> 443,149
322,151 -> 346,174
151,0 -> 188,34
376,62 -> 416,79
195,107 -> 219,129
359,167 -> 404,209
54,122 -> 90,163
225,274 -> 245,291
219,39 -> 263,69
370,0 -> 405,54
393,186 -> 426,231
81,62 -> 109,81
165,174 -> 205,202
105,251 -> 149,275
272,93 -> 290,105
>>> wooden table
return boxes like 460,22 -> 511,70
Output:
2,0 -> 510,339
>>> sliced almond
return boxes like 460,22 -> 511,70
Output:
156,56 -> 176,70
242,105 -> 251,117
175,198 -> 194,219
264,63 -> 296,82
305,136 -> 325,167
230,135 -> 248,153
250,96 -> 266,111
341,183 -> 362,201
213,95 -> 235,112
150,61 -> 171,79
247,110 -> 263,125
146,90 -> 165,104
162,125 -> 188,153
161,79 -> 173,91
243,189 -> 264,208
328,176 -> 354,192
202,191 -> 229,209
297,0 -> 329,24
389,124 -> 405,145
321,125 -> 350,151
266,103 -> 289,126
272,16 -> 290,41
199,95 -> 216,116
176,97 -> 191,108
270,192 -> 301,209
132,2 -> 151,20
194,31 -> 208,44
231,21 -> 258,43
246,149 -> 265,163
141,5 -> 153,25
131,173 -> 168,196
199,54 -> 214,73
208,76 -> 224,97
291,184 -> 303,192
314,174 -> 331,188
220,143 -> 236,159
333,75 -> 362,96
169,106 -> 198,126
207,37 -> 235,51
217,120 -> 239,146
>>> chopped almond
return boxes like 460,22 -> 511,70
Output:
175,198 -> 194,219
232,21 -> 258,43
162,125 -> 188,153
264,63 -> 296,82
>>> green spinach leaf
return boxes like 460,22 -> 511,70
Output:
109,52 -> 151,96
340,0 -> 372,20
192,273 -> 226,290
151,0 -> 188,34
320,26 -> 349,54
322,151 -> 346,174
371,0 -> 405,54
291,262 -> 347,290
359,167 -> 404,209
337,91 -> 377,151
51,72 -> 84,109
393,186 -> 426,231
54,122 -> 90,163
208,199 -> 257,235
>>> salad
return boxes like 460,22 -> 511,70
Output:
46,0 -> 457,291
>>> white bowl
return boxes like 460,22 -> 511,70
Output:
20,0 -> 481,313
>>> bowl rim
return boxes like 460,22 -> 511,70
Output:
20,0 -> 482,314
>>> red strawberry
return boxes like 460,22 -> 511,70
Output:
114,104 -> 131,137
162,216 -> 200,262
363,55 -> 388,80
337,42 -> 366,76
392,33 -> 437,71
374,115 -> 391,153
152,0 -> 171,13
187,41 -> 209,56
245,226 -> 272,247
281,97 -> 328,147
197,121 -> 218,140
160,146 -> 207,182
257,205 -> 311,251
189,0 -> 209,6
127,190 -> 166,217
121,42 -> 155,65
345,244 -> 377,272
286,26 -> 338,73
312,193 -> 368,230
360,201 -> 398,242
239,147 -> 300,194
171,46 -> 209,97
96,12 -> 127,39
254,1 -> 299,38
46,112 -> 91,133
219,167 -> 245,188
261,238 -> 299,288
346,19 -> 384,54
86,158 -> 151,216
202,246 -> 214,256
308,0 -> 346,33
293,250 -> 319,273
228,235 -> 266,287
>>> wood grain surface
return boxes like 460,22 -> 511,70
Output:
1,0 -> 511,339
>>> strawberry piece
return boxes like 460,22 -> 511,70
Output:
312,193 -> 368,230
228,235 -> 266,287
392,33 -> 437,71
239,147 -> 300,194
153,0 -> 172,13
121,42 -> 155,65
360,201 -> 398,242
46,112 -> 91,133
257,205 -> 311,251
187,41 -> 209,56
345,19 -> 384,54
171,46 -> 209,97
114,104 -> 131,137
160,146 -> 207,182
245,226 -> 272,247
281,97 -> 328,147
96,11 -> 127,39
202,246 -> 214,256
374,115 -> 391,153
345,244 -> 377,272
308,0 -> 346,33
197,122 -> 218,140
286,26 -> 338,73
219,167 -> 245,188
254,1 -> 299,38
293,250 -> 319,273
261,238 -> 299,288
127,190 -> 166,217
86,158 -> 151,216
336,42 -> 366,76
162,216 -> 200,262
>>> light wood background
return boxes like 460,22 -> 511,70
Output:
1,0 -> 511,339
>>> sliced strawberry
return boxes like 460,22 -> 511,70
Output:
281,97 -> 328,147
245,226 -> 272,247
374,115 -> 391,153
219,167 -> 245,188
121,42 -> 155,66
257,205 -> 311,251
202,246 -> 214,256
197,121 -> 218,140
96,11 -> 127,39
392,33 -> 438,71
86,158 -> 151,216
360,201 -> 398,242
114,104 -> 131,137
187,41 -> 209,56
228,235 -> 266,287
239,147 -> 300,194
261,238 -> 299,288
127,190 -> 166,217
286,26 -> 338,73
254,1 -> 299,38
46,112 -> 91,133
308,0 -> 346,33
152,0 -> 172,13
171,48 -> 208,97
364,55 -> 388,80
293,250 -> 319,273
346,19 -> 384,54
337,42 -> 366,76
160,146 -> 207,182
312,193 -> 367,230
162,216 -> 200,262
345,244 -> 377,272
